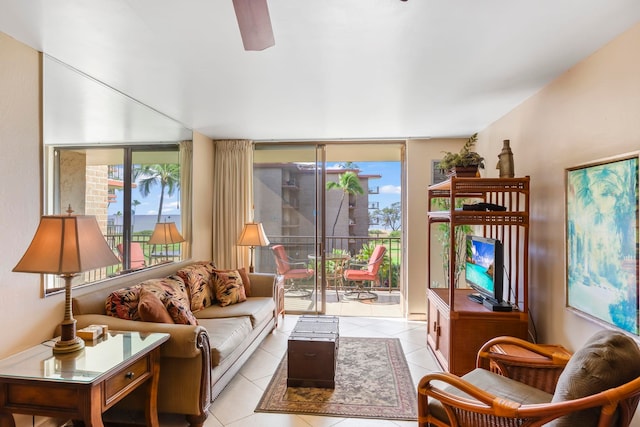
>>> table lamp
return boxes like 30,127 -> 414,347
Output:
148,222 -> 185,262
237,222 -> 270,272
13,207 -> 120,354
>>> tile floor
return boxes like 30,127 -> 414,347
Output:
158,315 -> 440,427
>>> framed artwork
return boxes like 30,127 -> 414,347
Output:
565,153 -> 639,334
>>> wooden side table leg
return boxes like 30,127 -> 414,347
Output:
145,349 -> 161,427
0,412 -> 16,427
83,386 -> 104,427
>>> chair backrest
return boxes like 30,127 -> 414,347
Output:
117,242 -> 146,270
367,245 -> 387,275
271,245 -> 290,274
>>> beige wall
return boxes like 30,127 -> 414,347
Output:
0,32 -> 55,427
0,33 -> 215,361
475,21 -> 640,358
406,137 -> 465,319
407,21 -> 640,366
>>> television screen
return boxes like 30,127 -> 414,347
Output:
465,236 -> 503,302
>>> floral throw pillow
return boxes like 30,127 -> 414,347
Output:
164,295 -> 198,325
139,276 -> 197,325
212,269 -> 247,307
176,261 -> 217,312
105,285 -> 143,320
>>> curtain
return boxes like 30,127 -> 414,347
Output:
179,140 -> 193,260
212,140 -> 254,268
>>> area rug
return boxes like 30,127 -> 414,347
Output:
255,337 -> 417,420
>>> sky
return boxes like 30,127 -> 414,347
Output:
109,161 -> 401,218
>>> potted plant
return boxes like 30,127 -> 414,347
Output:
437,133 -> 484,177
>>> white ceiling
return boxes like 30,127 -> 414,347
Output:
1,0 -> 640,142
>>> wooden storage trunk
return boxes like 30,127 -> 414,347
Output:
287,315 -> 339,388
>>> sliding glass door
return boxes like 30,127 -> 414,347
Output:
253,144 -> 325,314
253,141 -> 405,317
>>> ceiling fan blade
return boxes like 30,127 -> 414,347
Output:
232,0 -> 275,51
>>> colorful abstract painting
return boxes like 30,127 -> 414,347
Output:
566,155 -> 639,334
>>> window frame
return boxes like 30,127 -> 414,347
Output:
43,143 -> 189,295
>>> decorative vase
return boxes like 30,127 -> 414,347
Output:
496,140 -> 515,178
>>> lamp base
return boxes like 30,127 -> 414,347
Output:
53,336 -> 85,354
55,317 -> 84,354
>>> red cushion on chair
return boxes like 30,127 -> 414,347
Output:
344,270 -> 376,281
285,268 -> 314,279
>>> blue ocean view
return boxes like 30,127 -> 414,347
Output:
108,214 -> 182,233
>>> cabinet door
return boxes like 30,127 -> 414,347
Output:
426,298 -> 440,349
436,308 -> 450,362
427,298 -> 451,364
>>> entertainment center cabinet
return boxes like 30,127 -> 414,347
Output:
426,176 -> 530,376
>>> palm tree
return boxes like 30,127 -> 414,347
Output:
326,171 -> 364,236
134,164 -> 180,223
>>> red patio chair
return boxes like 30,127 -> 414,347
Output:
343,245 -> 386,301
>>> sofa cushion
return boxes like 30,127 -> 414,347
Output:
197,317 -> 253,367
238,267 -> 251,297
428,368 -> 553,424
194,297 -> 275,327
548,330 -> 640,427
106,275 -> 197,325
138,288 -> 174,323
105,285 -> 143,320
212,269 -> 247,307
176,261 -> 217,312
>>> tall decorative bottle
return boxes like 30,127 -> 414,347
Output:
497,139 -> 515,178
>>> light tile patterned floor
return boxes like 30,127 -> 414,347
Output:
157,315 -> 439,427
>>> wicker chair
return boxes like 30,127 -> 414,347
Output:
418,333 -> 640,427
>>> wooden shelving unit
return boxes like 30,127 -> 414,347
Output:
426,176 -> 530,376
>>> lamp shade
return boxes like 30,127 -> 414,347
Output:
237,222 -> 270,247
13,215 -> 120,275
148,222 -> 185,245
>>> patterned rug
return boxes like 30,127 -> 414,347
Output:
255,337 -> 417,420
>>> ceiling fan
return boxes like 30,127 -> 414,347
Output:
232,0 -> 275,51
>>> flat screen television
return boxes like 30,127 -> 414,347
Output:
465,235 -> 504,303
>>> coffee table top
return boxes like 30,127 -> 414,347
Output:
290,315 -> 339,341
0,331 -> 169,384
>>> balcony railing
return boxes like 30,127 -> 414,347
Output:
258,235 -> 401,291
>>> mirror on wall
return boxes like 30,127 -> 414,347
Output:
44,55 -> 192,146
42,55 -> 193,291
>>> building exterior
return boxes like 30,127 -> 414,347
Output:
254,163 -> 380,256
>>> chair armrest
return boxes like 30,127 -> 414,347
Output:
476,336 -> 571,393
345,262 -> 368,270
418,370 -> 640,427
419,371 -> 501,408
248,272 -> 276,297
74,314 -> 209,359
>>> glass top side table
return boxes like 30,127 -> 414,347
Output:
0,330 -> 169,427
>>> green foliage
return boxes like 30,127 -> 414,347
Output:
388,230 -> 401,239
431,196 -> 472,287
372,202 -> 401,231
436,133 -> 484,172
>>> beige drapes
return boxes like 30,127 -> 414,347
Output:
179,140 -> 193,260
211,139 -> 254,268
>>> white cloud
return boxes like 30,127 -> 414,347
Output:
379,184 -> 401,194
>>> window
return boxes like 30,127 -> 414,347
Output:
44,144 -> 188,294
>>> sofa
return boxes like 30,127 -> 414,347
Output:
71,260 -> 281,427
